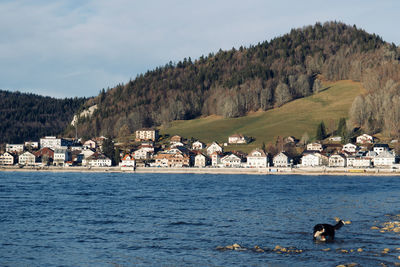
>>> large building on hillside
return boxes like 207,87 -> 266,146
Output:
40,136 -> 73,150
135,129 -> 159,142
6,144 -> 24,153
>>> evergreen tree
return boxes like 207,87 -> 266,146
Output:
316,121 -> 327,140
337,117 -> 347,140
114,147 -> 121,166
102,136 -> 115,161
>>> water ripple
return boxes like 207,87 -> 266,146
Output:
1,172 -> 400,266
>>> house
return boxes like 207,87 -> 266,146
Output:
34,147 -> 54,165
154,153 -> 190,167
70,145 -> 83,151
24,141 -> 39,149
170,135 -> 182,144
221,153 -> 243,168
306,143 -> 323,152
211,151 -> 223,167
134,143 -> 154,160
273,152 -> 291,167
166,146 -> 190,156
347,157 -> 372,168
18,151 -> 36,165
192,141 -> 205,150
85,153 -> 112,167
70,150 -> 84,166
40,136 -> 73,150
53,148 -> 70,166
139,143 -> 155,152
329,136 -> 342,142
301,153 -> 327,167
373,144 -> 390,155
0,152 -> 16,165
83,139 -> 97,149
228,134 -> 248,144
134,147 -> 153,160
247,149 -> 268,168
81,148 -> 96,160
373,151 -> 395,167
342,143 -> 357,153
135,129 -> 159,142
170,141 -> 185,148
206,142 -> 223,155
329,154 -> 347,167
6,144 -> 24,153
356,134 -> 374,144
120,154 -> 136,167
194,153 -> 209,167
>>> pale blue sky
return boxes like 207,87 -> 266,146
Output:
0,0 -> 398,98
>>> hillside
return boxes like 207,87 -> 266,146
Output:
69,21 -> 399,139
160,80 -> 365,151
0,90 -> 86,144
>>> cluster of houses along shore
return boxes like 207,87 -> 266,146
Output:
0,130 -> 399,170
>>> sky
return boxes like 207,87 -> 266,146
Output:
0,0 -> 399,98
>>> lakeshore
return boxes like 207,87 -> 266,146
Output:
1,165 -> 400,176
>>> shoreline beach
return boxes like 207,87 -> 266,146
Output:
1,165 -> 400,176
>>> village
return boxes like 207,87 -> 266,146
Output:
0,129 -> 399,174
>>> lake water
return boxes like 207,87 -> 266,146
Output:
1,172 -> 400,266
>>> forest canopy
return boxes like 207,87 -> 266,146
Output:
70,21 -> 400,139
0,90 -> 86,143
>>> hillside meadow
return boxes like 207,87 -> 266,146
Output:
160,80 -> 365,152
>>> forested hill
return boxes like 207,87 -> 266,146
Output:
0,90 -> 86,144
71,21 -> 400,139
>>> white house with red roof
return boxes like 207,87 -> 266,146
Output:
356,134 -> 374,144
120,154 -> 136,167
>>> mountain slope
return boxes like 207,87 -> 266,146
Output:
0,90 -> 86,144
160,79 -> 365,151
71,21 -> 396,139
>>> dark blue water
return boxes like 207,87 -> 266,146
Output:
1,172 -> 400,266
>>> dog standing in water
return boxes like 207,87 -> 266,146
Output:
313,219 -> 345,241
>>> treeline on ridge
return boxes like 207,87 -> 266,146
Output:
71,21 -> 400,139
0,90 -> 86,144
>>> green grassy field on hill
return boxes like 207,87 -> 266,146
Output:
160,80 -> 365,152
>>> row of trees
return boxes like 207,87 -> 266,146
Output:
349,67 -> 400,138
315,118 -> 350,142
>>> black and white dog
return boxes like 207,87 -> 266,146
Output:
313,220 -> 345,241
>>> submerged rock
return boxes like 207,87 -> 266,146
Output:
253,245 -> 264,253
216,243 -> 246,251
273,245 -> 302,254
336,263 -> 358,267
